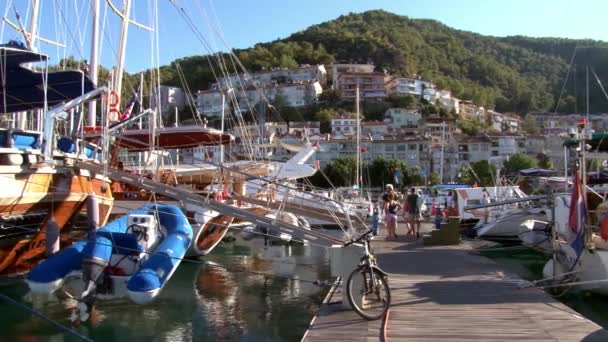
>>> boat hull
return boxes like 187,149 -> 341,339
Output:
0,166 -> 113,275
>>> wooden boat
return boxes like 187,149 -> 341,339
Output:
196,214 -> 234,255
0,45 -> 114,276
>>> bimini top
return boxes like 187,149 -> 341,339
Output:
518,168 -> 558,176
0,43 -> 96,113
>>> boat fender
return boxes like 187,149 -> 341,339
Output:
45,218 -> 60,257
86,195 -> 99,231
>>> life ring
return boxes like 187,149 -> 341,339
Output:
108,91 -> 119,108
108,108 -> 121,122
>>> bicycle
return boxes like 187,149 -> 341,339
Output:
343,228 -> 391,320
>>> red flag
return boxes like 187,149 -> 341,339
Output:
360,146 -> 368,153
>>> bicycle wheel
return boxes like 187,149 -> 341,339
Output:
346,266 -> 391,320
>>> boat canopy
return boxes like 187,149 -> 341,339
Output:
0,44 -> 96,113
518,168 -> 558,176
114,126 -> 235,151
432,184 -> 469,190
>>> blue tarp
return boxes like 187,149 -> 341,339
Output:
518,168 -> 558,176
0,45 -> 96,113
432,184 -> 469,190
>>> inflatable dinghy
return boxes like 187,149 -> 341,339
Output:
27,204 -> 192,304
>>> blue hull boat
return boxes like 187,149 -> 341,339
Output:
27,204 -> 192,304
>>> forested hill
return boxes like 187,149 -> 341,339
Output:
162,10 -> 608,114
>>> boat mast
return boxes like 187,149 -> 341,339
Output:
355,84 -> 360,190
113,0 -> 132,107
16,0 -> 41,130
439,121 -> 445,184
87,0 -> 101,127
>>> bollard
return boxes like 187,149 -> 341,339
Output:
45,217 -> 60,257
86,195 -> 99,231
330,243 -> 365,309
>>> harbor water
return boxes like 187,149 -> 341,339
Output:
0,230 -> 342,341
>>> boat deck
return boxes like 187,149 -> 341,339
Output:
302,222 -> 608,341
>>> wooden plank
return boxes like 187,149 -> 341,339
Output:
302,222 -> 608,341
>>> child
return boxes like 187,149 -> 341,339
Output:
371,207 -> 380,237
434,205 -> 443,230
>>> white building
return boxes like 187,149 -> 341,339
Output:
331,116 -> 360,137
362,121 -> 388,137
384,108 -> 421,128
213,64 -> 327,89
197,81 -> 323,117
268,81 -> 323,107
387,77 -> 433,97
153,85 -> 187,115
288,121 -> 321,136
196,89 -> 225,117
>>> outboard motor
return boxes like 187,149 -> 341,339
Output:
81,234 -> 113,297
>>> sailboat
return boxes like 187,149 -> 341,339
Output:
0,42 -> 114,276
540,68 -> 608,295
332,85 -> 373,223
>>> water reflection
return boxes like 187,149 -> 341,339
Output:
0,229 -> 341,341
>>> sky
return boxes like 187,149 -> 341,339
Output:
1,0 -> 606,74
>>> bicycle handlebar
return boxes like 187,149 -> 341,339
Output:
343,228 -> 374,247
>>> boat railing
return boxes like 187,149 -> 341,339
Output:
463,195 -> 548,211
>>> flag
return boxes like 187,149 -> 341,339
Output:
118,90 -> 139,121
568,171 -> 585,256
360,146 -> 369,153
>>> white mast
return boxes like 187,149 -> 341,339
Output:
113,0 -> 132,106
439,121 -> 445,184
355,84 -> 360,189
16,0 -> 41,130
87,0 -> 101,127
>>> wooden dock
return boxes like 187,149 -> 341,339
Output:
302,222 -> 608,341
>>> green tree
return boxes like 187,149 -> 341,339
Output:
536,153 -> 553,169
386,94 -> 416,109
364,158 -> 408,188
458,118 -> 483,136
314,108 -> 338,134
458,160 -> 496,186
521,115 -> 539,134
503,153 -> 538,175
427,172 -> 441,186
323,158 -> 357,187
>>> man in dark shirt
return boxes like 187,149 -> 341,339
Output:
405,188 -> 422,239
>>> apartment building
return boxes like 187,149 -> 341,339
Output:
384,108 -> 421,128
331,116 -> 360,137
331,63 -> 375,89
336,72 -> 390,100
386,77 -> 433,97
213,64 -> 327,89
152,85 -> 187,115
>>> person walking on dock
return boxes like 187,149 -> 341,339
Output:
405,188 -> 422,239
383,192 -> 400,241
381,184 -> 394,217
482,188 -> 491,224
